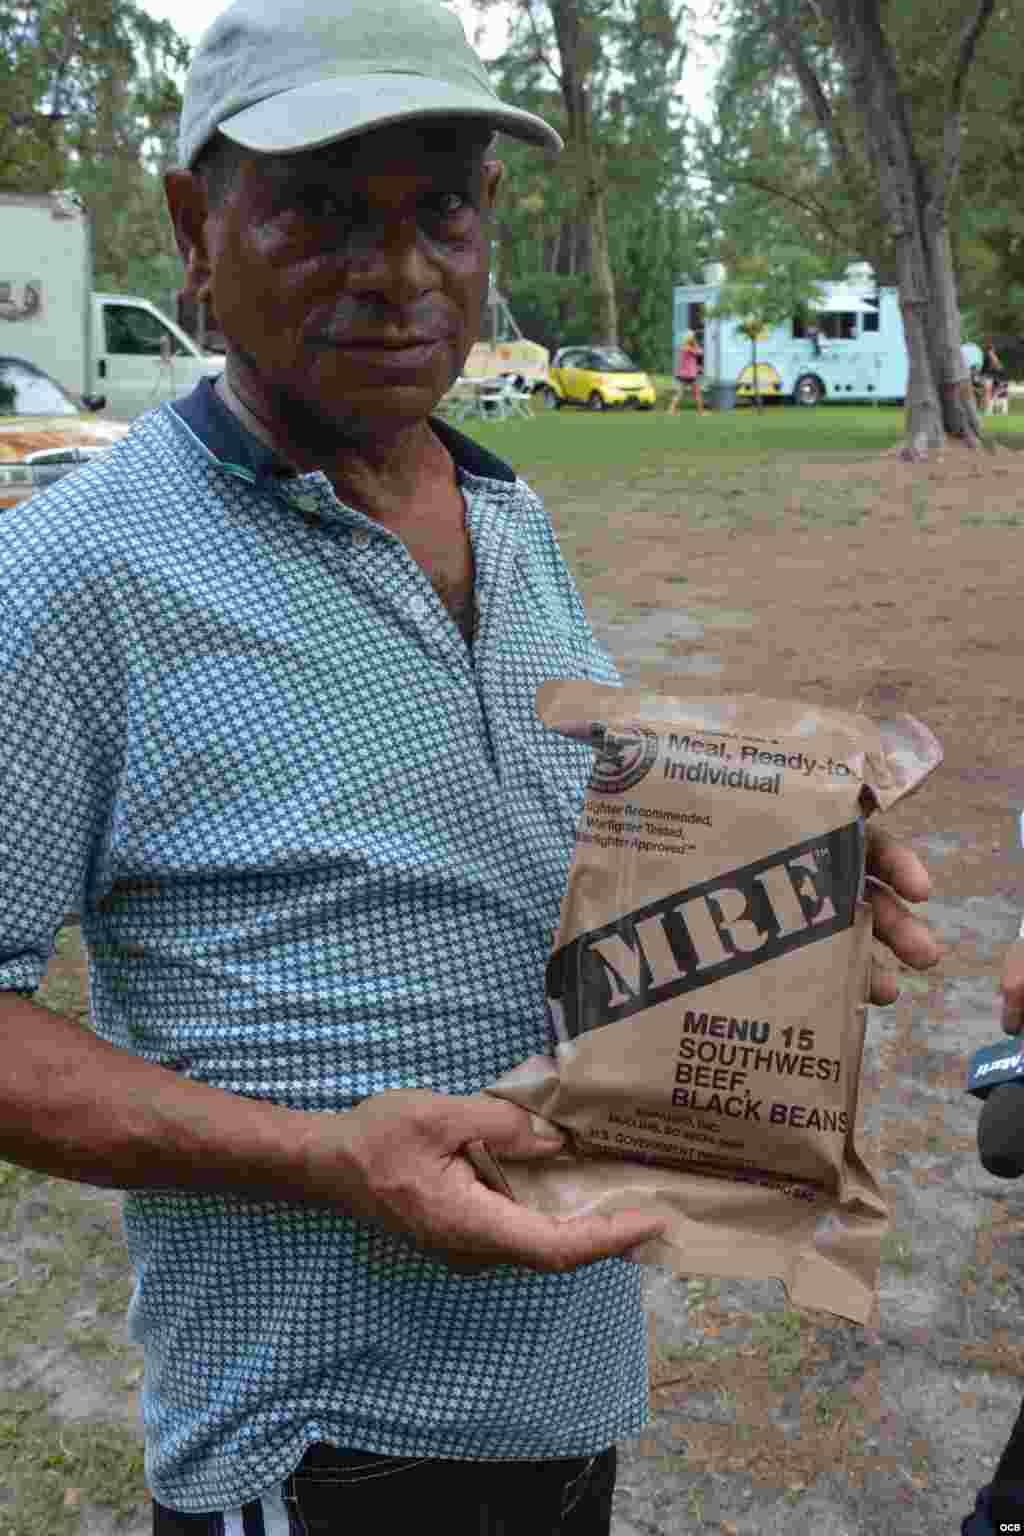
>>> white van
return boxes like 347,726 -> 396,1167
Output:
1,190 -> 221,421
90,292 -> 222,418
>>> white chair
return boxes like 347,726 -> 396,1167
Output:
441,379 -> 481,422
498,373 -> 535,417
444,375 -> 534,423
482,374 -> 534,420
475,379 -> 511,420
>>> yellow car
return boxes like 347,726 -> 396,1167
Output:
735,362 -> 784,402
541,345 -> 657,412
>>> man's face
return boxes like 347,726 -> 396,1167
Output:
193,121 -> 500,441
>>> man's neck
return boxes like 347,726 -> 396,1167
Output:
214,371 -> 456,524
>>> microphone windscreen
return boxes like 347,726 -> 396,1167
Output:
978,1082 -> 1024,1178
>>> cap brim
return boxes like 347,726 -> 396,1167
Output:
217,73 -> 563,155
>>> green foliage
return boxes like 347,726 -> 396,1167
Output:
710,247 -> 830,330
72,156 -> 183,310
696,7 -> 887,282
701,0 -> 1024,342
502,271 -> 597,356
612,203 -> 699,369
0,0 -> 188,187
0,0 -> 190,311
480,0 -> 697,359
501,203 -> 695,368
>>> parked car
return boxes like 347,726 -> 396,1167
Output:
541,346 -> 657,411
0,356 -> 129,510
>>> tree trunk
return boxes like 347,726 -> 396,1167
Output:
584,156 -> 618,344
765,0 -> 991,459
549,0 -> 619,345
924,220 -> 983,444
864,94 -> 959,455
821,0 -> 988,457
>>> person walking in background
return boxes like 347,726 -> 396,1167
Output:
980,339 -> 1006,416
668,330 -> 703,416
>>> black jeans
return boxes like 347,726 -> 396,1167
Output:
963,1392 -> 1024,1533
152,1443 -> 617,1536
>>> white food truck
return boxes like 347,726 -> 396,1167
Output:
1,189 -> 222,420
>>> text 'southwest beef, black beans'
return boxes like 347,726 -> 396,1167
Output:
479,681 -> 942,1323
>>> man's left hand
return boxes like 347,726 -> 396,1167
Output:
864,824 -> 941,1004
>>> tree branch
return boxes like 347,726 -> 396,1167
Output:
708,167 -> 847,243
519,0 -> 564,91
940,0 -> 995,212
751,0 -> 855,175
950,0 -> 996,118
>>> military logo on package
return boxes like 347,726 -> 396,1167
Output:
589,722 -> 658,795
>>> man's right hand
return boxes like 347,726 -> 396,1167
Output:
321,1088 -> 666,1274
1001,941 -> 1024,1035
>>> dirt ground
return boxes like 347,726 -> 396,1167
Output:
6,434 -> 1024,1534
542,438 -> 1024,1536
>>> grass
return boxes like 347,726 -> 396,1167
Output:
0,1154 -> 148,1531
0,1168 -> 137,1381
815,1388 -> 852,1427
881,1231 -> 914,1276
33,927 -> 89,1025
0,989 -> 147,1532
448,397 -> 1024,482
751,1310 -> 805,1388
0,1393 -> 147,1535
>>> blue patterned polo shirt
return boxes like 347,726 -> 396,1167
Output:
0,382 -> 647,1511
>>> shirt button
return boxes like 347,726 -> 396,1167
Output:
407,595 -> 428,620
351,528 -> 371,549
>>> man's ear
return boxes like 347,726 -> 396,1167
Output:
164,170 -> 212,302
482,158 -> 504,213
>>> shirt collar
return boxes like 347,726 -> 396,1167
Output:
169,377 -> 517,487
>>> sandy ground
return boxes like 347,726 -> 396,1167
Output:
544,439 -> 1024,1536
7,434 -> 1024,1534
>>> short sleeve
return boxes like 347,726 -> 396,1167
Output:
0,602 -> 107,993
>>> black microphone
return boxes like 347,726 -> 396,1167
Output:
978,1084 -> 1024,1178
967,1041 -> 1024,1178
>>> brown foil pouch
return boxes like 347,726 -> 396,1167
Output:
483,681 -> 942,1322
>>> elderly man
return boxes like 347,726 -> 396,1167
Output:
0,0 -> 939,1530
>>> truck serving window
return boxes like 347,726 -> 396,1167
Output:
819,312 -> 858,340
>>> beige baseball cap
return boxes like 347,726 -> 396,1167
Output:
178,0 -> 564,168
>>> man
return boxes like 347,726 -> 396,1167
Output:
0,0 -> 939,1530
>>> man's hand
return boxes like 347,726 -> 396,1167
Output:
1000,941 -> 1024,1035
865,824 -> 941,1004
326,1088 -> 666,1274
